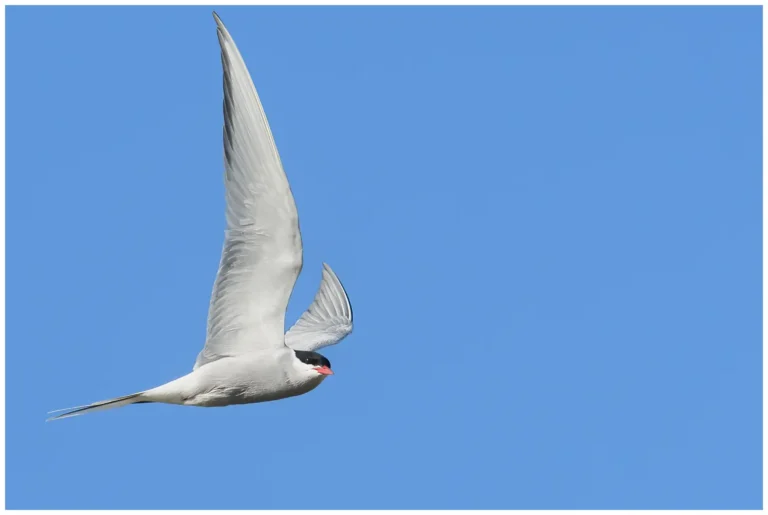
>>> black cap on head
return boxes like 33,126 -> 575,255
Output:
294,350 -> 331,370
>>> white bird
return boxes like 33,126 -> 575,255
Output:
48,13 -> 353,421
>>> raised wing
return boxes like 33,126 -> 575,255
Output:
195,13 -> 303,370
285,263 -> 353,352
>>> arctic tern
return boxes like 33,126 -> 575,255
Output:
48,13 -> 353,421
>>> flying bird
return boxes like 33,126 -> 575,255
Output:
48,13 -> 353,421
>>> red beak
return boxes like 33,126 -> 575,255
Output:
314,366 -> 334,376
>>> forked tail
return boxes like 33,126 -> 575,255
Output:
47,392 -> 150,421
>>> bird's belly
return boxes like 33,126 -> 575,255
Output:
187,374 -> 325,407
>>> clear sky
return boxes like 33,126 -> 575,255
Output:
6,5 -> 761,510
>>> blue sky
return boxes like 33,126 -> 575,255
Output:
6,6 -> 761,509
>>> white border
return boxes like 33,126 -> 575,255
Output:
1,0 -> 767,5
1,1 -> 763,514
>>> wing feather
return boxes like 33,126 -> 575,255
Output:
285,263 -> 353,352
195,13 -> 302,370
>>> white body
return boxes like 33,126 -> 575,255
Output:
147,351 -> 326,407
48,13 -> 353,421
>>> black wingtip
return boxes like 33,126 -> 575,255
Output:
213,11 -> 226,30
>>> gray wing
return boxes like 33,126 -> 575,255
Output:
195,13 -> 302,370
285,263 -> 353,352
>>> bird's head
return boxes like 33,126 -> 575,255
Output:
294,350 -> 334,377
